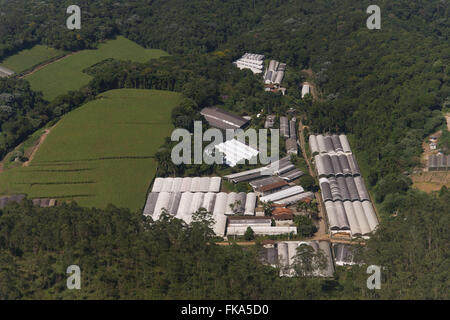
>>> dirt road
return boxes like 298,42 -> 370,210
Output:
298,118 -> 328,238
23,126 -> 55,167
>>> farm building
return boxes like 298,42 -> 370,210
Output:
254,179 -> 289,196
31,198 -> 57,208
227,225 -> 297,236
224,156 -> 304,184
151,176 -> 221,193
215,139 -> 259,167
143,190 -> 258,236
0,66 -> 14,78
289,119 -> 297,140
301,84 -> 311,98
249,176 -> 286,189
311,134 -> 378,238
280,116 -> 290,138
273,213 -> 294,226
268,241 -> 335,277
286,138 -> 298,155
309,134 -> 351,155
272,207 -> 293,215
227,213 -> 297,237
233,53 -> 265,74
260,186 -> 305,203
428,154 -> 450,171
273,191 -> 314,205
264,60 -> 286,85
0,194 -> 26,209
264,114 -> 276,128
319,176 -> 369,202
200,107 -> 249,131
314,154 -> 360,177
333,244 -> 357,266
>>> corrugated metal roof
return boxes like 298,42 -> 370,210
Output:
201,107 -> 249,130
260,186 -> 304,202
255,180 -> 288,193
279,168 -> 304,181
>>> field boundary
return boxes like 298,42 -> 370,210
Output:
18,52 -> 77,79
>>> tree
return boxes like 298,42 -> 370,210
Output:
294,215 -> 317,237
244,227 -> 255,241
262,201 -> 273,216
292,244 -> 328,278
299,174 -> 318,192
191,207 -> 216,241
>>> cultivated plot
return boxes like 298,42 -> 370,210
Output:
0,45 -> 64,74
0,89 -> 182,211
25,36 -> 169,100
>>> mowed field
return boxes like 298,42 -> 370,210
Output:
26,36 -> 169,100
0,45 -> 64,74
0,89 -> 182,211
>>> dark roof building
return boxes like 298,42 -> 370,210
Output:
286,138 -> 298,155
280,116 -> 289,138
428,154 -> 450,171
200,107 -> 249,130
255,179 -> 289,196
0,194 -> 26,209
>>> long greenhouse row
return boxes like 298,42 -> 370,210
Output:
275,241 -> 334,277
314,153 -> 360,177
310,134 -> 379,238
309,134 -> 352,155
151,176 -> 222,193
143,191 -> 257,236
319,176 -> 370,202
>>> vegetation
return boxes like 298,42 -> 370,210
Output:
0,89 -> 182,211
438,129 -> 450,154
0,78 -> 48,160
293,215 -> 317,238
25,36 -> 168,100
0,45 -> 64,74
298,174 -> 318,192
244,227 -> 255,241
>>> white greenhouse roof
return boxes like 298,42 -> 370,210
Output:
215,139 -> 259,167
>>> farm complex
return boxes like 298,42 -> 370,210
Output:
0,48 -> 386,278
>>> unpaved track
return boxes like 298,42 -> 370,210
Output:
23,125 -> 56,167
298,118 -> 328,239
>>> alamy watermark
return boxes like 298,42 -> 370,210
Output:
367,5 -> 381,30
366,265 -> 381,290
67,5 -> 81,30
66,265 -> 81,290
171,121 -> 280,170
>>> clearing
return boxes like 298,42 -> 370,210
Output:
25,36 -> 169,101
0,89 -> 182,211
411,113 -> 450,193
0,45 -> 64,74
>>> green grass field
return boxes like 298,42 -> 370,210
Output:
0,89 -> 182,211
0,45 -> 64,74
26,36 -> 169,101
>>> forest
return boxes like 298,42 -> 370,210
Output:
0,0 -> 449,299
0,187 -> 448,299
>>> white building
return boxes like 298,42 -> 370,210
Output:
215,139 -> 259,167
233,53 -> 265,74
301,84 -> 311,98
